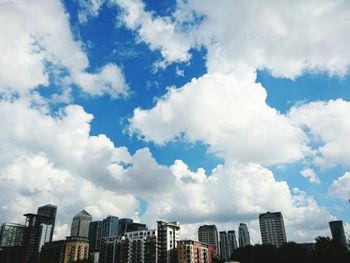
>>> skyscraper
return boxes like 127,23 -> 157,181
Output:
259,212 -> 287,247
198,225 -> 219,255
0,223 -> 25,248
71,210 -> 92,238
157,221 -> 180,263
118,218 -> 133,235
37,204 -> 57,242
102,216 -> 118,238
88,220 -> 103,261
238,223 -> 250,247
219,230 -> 237,260
329,220 -> 348,248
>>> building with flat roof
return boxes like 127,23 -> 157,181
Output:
157,221 -> 180,263
259,212 -> 287,247
238,223 -> 250,248
329,220 -> 348,248
198,225 -> 219,255
177,240 -> 216,263
0,223 -> 25,248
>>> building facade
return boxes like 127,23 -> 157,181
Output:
37,204 -> 57,242
238,223 -> 250,248
70,210 -> 92,238
64,236 -> 89,263
103,216 -> 119,238
126,229 -> 158,262
198,225 -> 219,255
39,240 -> 66,263
329,220 -> 348,248
157,221 -> 180,263
0,223 -> 25,248
259,212 -> 287,247
177,240 -> 215,263
89,220 -> 103,262
219,231 -> 237,260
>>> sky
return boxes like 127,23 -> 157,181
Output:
0,0 -> 350,244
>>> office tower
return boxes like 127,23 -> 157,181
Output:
70,210 -> 92,238
22,213 -> 53,263
37,204 -> 57,241
329,220 -> 348,248
118,218 -> 133,235
39,240 -> 66,263
126,222 -> 147,232
198,225 -> 219,255
88,220 -> 103,261
228,230 -> 238,250
0,223 -> 25,248
219,230 -> 237,260
259,212 -> 287,247
64,236 -> 89,263
157,221 -> 180,263
238,223 -> 250,247
102,216 -> 119,237
177,240 -> 216,263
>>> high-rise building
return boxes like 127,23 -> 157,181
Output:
39,240 -> 66,263
238,223 -> 250,248
22,213 -> 53,263
37,204 -> 57,242
102,216 -> 119,238
0,223 -> 25,248
198,225 -> 219,255
126,229 -> 158,262
88,220 -> 103,262
329,220 -> 348,248
259,212 -> 287,247
70,210 -> 92,238
126,222 -> 147,233
157,221 -> 180,263
99,236 -> 128,263
219,230 -> 237,260
177,240 -> 216,263
64,236 -> 89,263
118,218 -> 133,235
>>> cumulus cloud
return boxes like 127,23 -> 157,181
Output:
328,172 -> 350,200
300,168 -> 320,184
113,0 -> 193,64
130,73 -> 308,165
77,0 -> 106,23
289,99 -> 350,168
0,0 -> 127,98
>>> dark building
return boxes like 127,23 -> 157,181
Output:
198,225 -> 219,255
22,213 -> 53,263
238,223 -> 250,247
88,220 -> 103,262
126,222 -> 147,233
329,220 -> 348,248
37,204 -> 57,241
259,211 -> 287,247
0,246 -> 23,263
39,240 -> 66,263
118,218 -> 133,235
102,216 -> 119,238
0,223 -> 25,248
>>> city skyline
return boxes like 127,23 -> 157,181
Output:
0,0 -> 350,246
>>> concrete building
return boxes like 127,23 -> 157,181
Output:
198,225 -> 219,255
238,223 -> 250,248
64,236 -> 89,263
37,204 -> 57,242
259,212 -> 287,247
157,221 -> 180,263
0,223 -> 25,248
71,210 -> 92,238
126,229 -> 158,262
177,240 -> 216,263
219,231 -> 237,261
329,220 -> 348,248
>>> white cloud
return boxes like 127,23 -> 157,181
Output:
113,0 -> 193,64
77,0 -> 106,23
0,0 -> 127,98
289,99 -> 350,168
300,168 -> 320,184
328,172 -> 350,200
130,72 -> 308,165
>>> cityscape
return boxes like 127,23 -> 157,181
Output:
0,204 -> 348,263
1,0 -> 350,263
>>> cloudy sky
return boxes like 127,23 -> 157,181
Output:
0,0 -> 350,243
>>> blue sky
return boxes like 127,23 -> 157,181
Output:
0,0 -> 350,243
